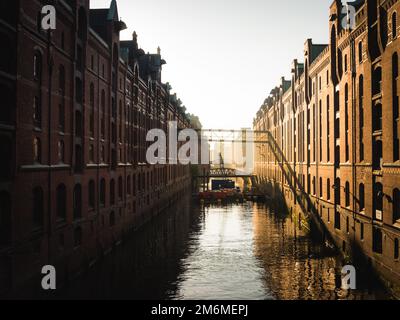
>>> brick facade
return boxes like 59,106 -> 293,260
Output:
254,0 -> 400,296
0,0 -> 192,294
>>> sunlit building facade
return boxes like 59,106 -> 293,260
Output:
254,0 -> 400,296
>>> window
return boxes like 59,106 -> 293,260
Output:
33,187 -> 44,229
33,52 -> 42,81
320,177 -> 323,198
110,211 -> 116,227
73,184 -> 82,220
33,96 -> 41,127
345,84 -> 349,161
373,139 -> 383,170
358,41 -> 363,63
74,145 -> 83,173
75,111 -> 83,137
359,184 -> 365,212
58,140 -> 65,163
89,145 -> 94,163
360,223 -> 364,240
0,192 -> 12,245
327,178 -> 331,200
344,54 -> 348,72
90,83 -> 94,136
0,136 -> 12,180
101,90 -> 105,138
359,75 -> 364,161
373,183 -> 383,221
345,182 -> 350,207
327,95 -> 330,162
393,188 -> 400,223
59,103 -> 65,132
118,176 -> 123,201
372,67 -> 382,96
373,103 -> 382,132
393,12 -> 397,39
335,178 -> 341,206
59,65 -> 65,94
393,53 -> 399,161
56,184 -> 66,221
127,176 -> 131,195
100,178 -> 105,207
74,227 -> 82,248
89,180 -> 95,209
395,239 -> 399,260
33,137 -> 41,163
110,179 -> 115,206
101,145 -> 105,163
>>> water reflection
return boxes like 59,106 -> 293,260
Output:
54,197 -> 390,300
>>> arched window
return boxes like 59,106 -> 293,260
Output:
358,41 -> 363,63
73,184 -> 82,220
110,211 -> 115,227
56,184 -> 66,221
89,180 -> 95,209
0,192 -> 12,245
74,227 -> 82,247
100,178 -> 106,207
393,188 -> 400,223
359,183 -> 365,212
110,179 -> 115,205
33,187 -> 44,228
33,137 -> 41,163
345,181 -> 350,207
393,12 -> 397,39
118,176 -> 123,200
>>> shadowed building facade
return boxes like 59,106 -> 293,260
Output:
254,0 -> 400,296
0,0 -> 192,295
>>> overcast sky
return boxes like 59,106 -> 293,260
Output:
91,0 -> 334,129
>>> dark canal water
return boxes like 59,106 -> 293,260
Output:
54,196 -> 390,300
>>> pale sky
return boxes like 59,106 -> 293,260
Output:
91,0 -> 334,129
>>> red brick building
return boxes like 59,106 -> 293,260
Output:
0,0 -> 192,294
254,0 -> 400,296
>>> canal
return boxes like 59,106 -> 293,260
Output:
54,196 -> 390,300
